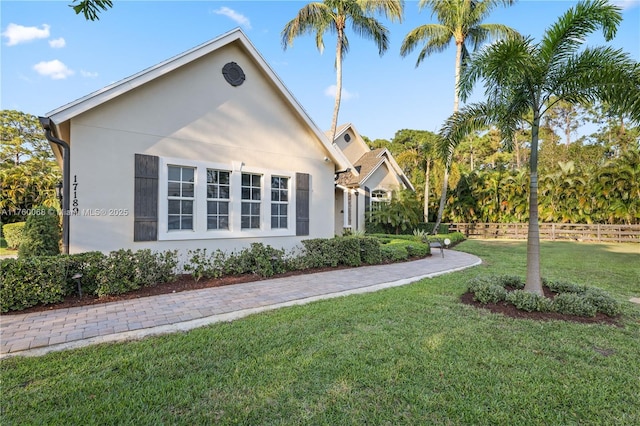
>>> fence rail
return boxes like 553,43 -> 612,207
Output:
449,223 -> 640,243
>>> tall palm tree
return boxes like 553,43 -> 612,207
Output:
282,0 -> 404,143
400,0 -> 517,233
440,0 -> 640,294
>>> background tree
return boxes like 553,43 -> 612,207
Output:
400,0 -> 517,233
282,0 -> 404,142
1,110 -> 61,224
441,0 -> 640,294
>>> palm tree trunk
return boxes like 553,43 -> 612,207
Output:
424,159 -> 430,222
330,28 -> 344,144
524,112 -> 543,295
431,41 -> 463,234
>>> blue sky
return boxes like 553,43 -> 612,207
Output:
1,1 -> 639,141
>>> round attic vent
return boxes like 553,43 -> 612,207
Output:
344,133 -> 351,142
222,62 -> 245,86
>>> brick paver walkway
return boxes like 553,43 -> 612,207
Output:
1,250 -> 481,358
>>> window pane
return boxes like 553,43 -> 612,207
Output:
207,201 -> 217,214
280,204 -> 288,215
281,191 -> 288,202
242,173 -> 250,186
182,216 -> 193,230
250,217 -> 260,229
279,217 -> 287,228
219,187 -> 230,199
251,203 -> 260,215
168,182 -> 181,197
168,200 -> 180,214
271,204 -> 278,215
241,216 -> 250,229
168,166 -> 181,181
219,202 -> 229,214
271,217 -> 278,228
207,217 -> 218,230
182,184 -> 194,197
241,188 -> 250,200
182,168 -> 194,182
182,200 -> 193,214
168,216 -> 180,230
219,217 -> 229,230
207,170 -> 216,184
241,203 -> 250,215
252,189 -> 261,200
219,172 -> 230,185
252,174 -> 260,186
207,186 -> 218,199
271,190 -> 278,202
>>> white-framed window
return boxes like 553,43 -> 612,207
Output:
207,169 -> 230,230
241,173 -> 262,229
271,176 -> 289,229
371,189 -> 389,212
167,166 -> 195,230
158,157 -> 295,240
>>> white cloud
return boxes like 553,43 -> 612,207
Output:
324,85 -> 359,101
2,23 -> 50,46
49,37 -> 66,48
213,7 -> 251,29
612,0 -> 639,10
33,60 -> 74,80
80,69 -> 99,78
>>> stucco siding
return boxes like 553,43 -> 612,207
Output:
66,43 -> 335,255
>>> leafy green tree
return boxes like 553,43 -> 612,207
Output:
1,111 -> 61,224
400,0 -> 517,233
282,0 -> 404,142
440,0 -> 640,294
369,190 -> 421,234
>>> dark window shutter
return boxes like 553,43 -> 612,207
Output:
296,172 -> 310,236
134,154 -> 159,241
364,186 -> 371,212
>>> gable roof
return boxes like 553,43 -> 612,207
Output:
335,148 -> 415,191
43,28 -> 350,170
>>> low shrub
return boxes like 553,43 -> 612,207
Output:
225,243 -> 289,278
0,257 -> 67,312
60,251 -> 106,295
380,244 -> 408,262
359,237 -> 382,264
545,279 -> 587,294
184,249 -> 226,282
494,275 -> 525,289
2,222 -> 25,249
301,238 -> 338,268
472,282 -> 507,304
583,287 -> 622,317
552,293 -> 598,317
505,290 -> 553,312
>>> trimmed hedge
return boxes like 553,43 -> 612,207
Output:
18,207 -> 61,257
2,222 -> 25,249
1,249 -> 178,312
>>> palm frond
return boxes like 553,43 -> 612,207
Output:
539,0 -> 622,67
281,3 -> 333,50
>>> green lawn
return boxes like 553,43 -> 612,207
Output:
2,240 -> 639,425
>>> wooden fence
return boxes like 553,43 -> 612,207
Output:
448,223 -> 640,243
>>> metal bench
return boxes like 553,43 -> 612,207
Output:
430,238 -> 451,258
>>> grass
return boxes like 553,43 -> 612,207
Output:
2,240 -> 639,425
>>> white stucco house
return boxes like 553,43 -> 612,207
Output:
40,28 -> 351,255
331,123 -> 414,235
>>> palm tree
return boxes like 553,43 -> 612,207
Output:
400,0 -> 517,233
282,0 -> 404,143
440,0 -> 640,294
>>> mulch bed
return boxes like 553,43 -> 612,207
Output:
460,285 -> 622,326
